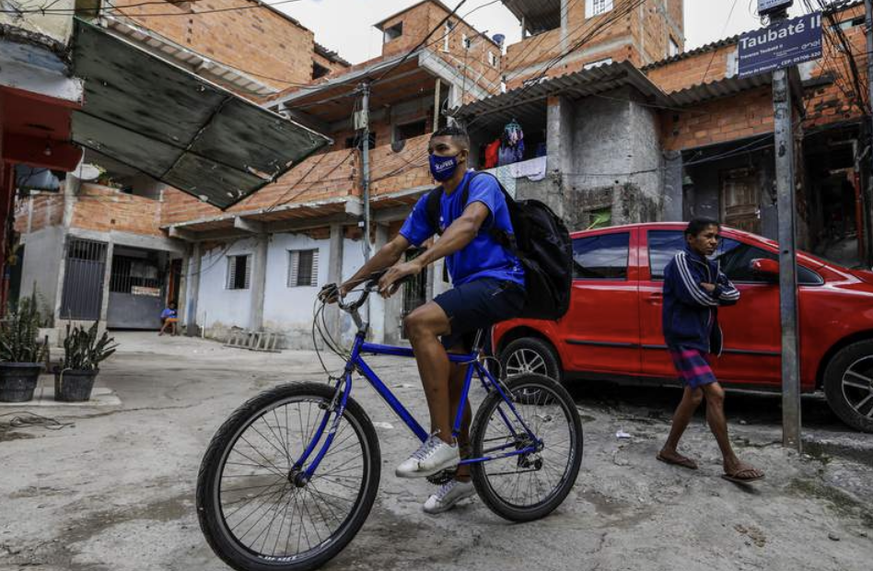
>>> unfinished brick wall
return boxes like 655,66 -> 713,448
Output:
69,184 -> 163,236
662,87 -> 775,151
369,134 -> 432,196
645,43 -> 737,93
160,147 -> 361,225
14,193 -> 64,234
112,0 -> 324,90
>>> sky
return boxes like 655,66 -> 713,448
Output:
277,0 -> 817,66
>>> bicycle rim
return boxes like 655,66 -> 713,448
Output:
213,394 -> 371,565
476,378 -> 579,512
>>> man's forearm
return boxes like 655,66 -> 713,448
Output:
415,218 -> 477,268
343,242 -> 404,289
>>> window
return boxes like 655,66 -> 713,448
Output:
312,61 -> 329,80
717,239 -> 823,286
345,133 -> 376,150
443,21 -> 454,52
288,249 -> 319,287
384,22 -> 403,42
585,0 -> 613,18
226,255 -> 251,290
583,57 -> 612,70
648,230 -> 686,280
573,233 -> 629,280
488,50 -> 497,67
668,37 -> 680,57
462,34 -> 471,50
394,119 -> 427,142
646,230 -> 823,285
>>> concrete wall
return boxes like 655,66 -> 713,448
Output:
0,1 -> 74,44
197,238 -> 257,337
20,225 -> 64,319
562,87 -> 664,229
262,232 -> 331,348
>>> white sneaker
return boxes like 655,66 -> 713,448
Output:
423,480 -> 475,514
395,434 -> 460,478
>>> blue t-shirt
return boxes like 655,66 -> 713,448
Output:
399,171 -> 525,287
161,308 -> 177,319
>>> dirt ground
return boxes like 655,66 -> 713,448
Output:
1,332 -> 871,571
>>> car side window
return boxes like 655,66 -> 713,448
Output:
718,238 -> 822,285
573,233 -> 630,280
648,230 -> 685,280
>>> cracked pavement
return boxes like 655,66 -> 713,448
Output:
1,332 -> 871,571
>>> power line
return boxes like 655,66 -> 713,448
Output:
1,0 -> 305,16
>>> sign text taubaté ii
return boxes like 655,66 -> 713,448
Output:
738,12 -> 822,79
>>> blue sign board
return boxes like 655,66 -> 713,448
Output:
738,12 -> 822,79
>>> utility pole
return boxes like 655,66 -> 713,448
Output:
770,6 -> 802,451
864,0 -> 873,264
360,81 -> 372,261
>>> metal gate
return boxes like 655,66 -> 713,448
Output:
400,249 -> 428,340
60,238 -> 107,320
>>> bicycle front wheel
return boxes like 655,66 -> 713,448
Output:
196,382 -> 380,571
470,374 -> 583,522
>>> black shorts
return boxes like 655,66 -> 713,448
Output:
433,278 -> 525,352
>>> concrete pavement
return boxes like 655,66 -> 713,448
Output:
0,332 -> 871,571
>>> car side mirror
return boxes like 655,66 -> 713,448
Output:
750,258 -> 779,281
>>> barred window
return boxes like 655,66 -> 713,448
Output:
288,249 -> 319,287
586,0 -> 613,18
226,255 -> 251,290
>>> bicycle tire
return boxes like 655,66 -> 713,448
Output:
470,374 -> 583,522
196,382 -> 381,571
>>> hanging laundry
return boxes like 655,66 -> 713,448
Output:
498,119 -> 525,166
484,138 -> 500,169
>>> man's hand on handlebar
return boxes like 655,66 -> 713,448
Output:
378,260 -> 422,298
318,283 -> 340,304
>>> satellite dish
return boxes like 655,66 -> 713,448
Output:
492,33 -> 505,46
76,163 -> 103,181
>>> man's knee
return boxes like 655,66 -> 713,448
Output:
403,312 -> 434,343
689,388 -> 704,406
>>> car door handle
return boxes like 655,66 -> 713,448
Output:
647,293 -> 663,305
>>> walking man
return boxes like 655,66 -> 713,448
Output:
657,218 -> 764,483
326,125 -> 526,512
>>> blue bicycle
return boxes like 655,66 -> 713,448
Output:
196,273 -> 584,571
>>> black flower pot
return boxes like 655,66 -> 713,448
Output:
54,369 -> 99,402
0,363 -> 43,402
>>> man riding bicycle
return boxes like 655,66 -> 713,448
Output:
327,125 -> 525,514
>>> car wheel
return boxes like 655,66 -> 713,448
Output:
823,340 -> 873,433
499,337 -> 562,383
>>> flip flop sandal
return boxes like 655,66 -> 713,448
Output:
721,471 -> 765,484
656,452 -> 698,470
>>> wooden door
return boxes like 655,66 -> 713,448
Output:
721,168 -> 761,233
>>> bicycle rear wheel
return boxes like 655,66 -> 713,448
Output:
470,374 -> 582,522
196,382 -> 380,571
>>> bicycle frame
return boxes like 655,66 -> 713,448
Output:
294,329 -> 541,482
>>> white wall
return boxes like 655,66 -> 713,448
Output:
20,226 -> 64,316
197,238 -> 257,333
262,233 -> 330,346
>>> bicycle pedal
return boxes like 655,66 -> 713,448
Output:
426,468 -> 456,485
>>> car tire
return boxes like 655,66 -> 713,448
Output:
499,337 -> 562,383
823,340 -> 873,433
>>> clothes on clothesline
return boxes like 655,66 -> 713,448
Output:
483,138 -> 500,169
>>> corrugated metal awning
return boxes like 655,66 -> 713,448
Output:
451,61 -> 669,128
70,18 -> 330,210
665,74 -> 772,106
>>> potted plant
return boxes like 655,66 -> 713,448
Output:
0,295 -> 47,402
55,322 -> 118,402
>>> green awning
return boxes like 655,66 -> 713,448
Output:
70,18 -> 330,209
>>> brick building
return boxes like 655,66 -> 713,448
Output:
13,1 -> 338,331
14,0 -> 873,350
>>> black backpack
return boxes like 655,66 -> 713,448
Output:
425,172 -> 572,321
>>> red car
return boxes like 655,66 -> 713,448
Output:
494,222 -> 873,433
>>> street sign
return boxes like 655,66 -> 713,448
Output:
758,0 -> 793,16
738,12 -> 822,79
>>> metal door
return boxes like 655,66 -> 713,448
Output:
721,168 -> 762,233
401,249 -> 428,340
60,239 -> 107,320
